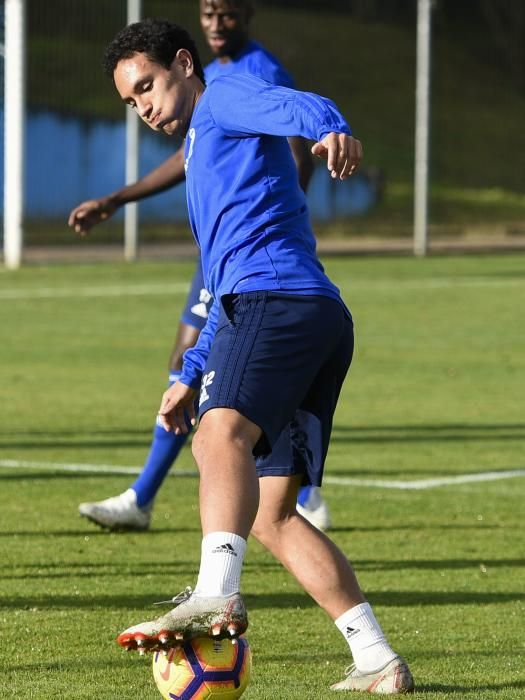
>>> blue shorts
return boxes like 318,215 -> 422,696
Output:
181,262 -> 214,331
198,291 -> 354,486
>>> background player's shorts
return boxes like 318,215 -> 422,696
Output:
198,291 -> 354,486
181,262 -> 214,331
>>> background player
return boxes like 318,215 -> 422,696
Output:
69,0 -> 331,533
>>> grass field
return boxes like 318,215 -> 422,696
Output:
1,254 -> 524,699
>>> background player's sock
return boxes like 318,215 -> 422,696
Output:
335,603 -> 397,673
131,371 -> 191,508
194,532 -> 247,597
297,484 -> 321,508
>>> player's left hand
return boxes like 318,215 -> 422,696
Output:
311,134 -> 363,180
157,381 -> 197,435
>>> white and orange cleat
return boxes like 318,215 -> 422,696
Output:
331,656 -> 415,694
117,587 -> 248,653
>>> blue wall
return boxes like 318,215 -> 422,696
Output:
0,110 -> 376,222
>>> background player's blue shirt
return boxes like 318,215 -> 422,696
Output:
180,75 -> 351,389
204,40 -> 295,88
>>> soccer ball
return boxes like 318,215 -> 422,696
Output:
152,636 -> 252,699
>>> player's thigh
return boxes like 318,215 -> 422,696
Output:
198,292 -> 350,457
255,316 -> 353,485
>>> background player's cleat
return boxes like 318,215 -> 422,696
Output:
78,488 -> 151,531
330,656 -> 415,694
296,485 -> 332,531
117,587 -> 248,652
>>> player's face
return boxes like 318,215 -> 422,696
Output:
200,0 -> 251,58
113,51 -> 199,137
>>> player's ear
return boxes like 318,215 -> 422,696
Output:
175,48 -> 194,77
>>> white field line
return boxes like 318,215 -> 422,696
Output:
0,282 -> 190,301
324,469 -> 525,490
1,275 -> 524,302
338,276 -> 525,292
0,459 -> 197,477
1,459 -> 524,490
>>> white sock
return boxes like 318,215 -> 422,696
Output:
335,602 -> 397,673
194,531 -> 246,597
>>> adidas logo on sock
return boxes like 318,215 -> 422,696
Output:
212,543 -> 237,556
345,625 -> 359,639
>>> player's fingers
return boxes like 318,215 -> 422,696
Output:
311,142 -> 326,158
68,208 -> 86,228
349,138 -> 363,175
333,133 -> 348,179
186,401 -> 197,427
173,407 -> 190,435
160,388 -> 180,411
325,134 -> 339,176
340,137 -> 363,180
157,412 -> 172,432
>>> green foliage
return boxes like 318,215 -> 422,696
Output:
1,255 -> 524,698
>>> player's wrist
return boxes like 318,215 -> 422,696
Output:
104,192 -> 126,210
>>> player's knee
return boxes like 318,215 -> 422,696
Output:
251,507 -> 294,545
251,514 -> 271,545
192,408 -> 261,466
191,428 -> 207,466
192,415 -> 256,467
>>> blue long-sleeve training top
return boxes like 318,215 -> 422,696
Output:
180,74 -> 352,389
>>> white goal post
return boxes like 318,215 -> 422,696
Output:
413,0 -> 432,257
2,0 -> 142,268
124,0 -> 142,262
3,0 -> 25,270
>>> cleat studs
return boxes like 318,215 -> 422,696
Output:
211,624 -> 221,637
136,639 -> 144,647
175,632 -> 184,641
231,638 -> 238,646
159,635 -> 168,644
138,648 -> 145,656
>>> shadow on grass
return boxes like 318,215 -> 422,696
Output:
0,526 -> 200,537
0,438 -> 155,450
0,558 -> 283,581
5,657 -> 138,673
330,523 -> 517,533
352,557 -> 525,571
0,473 -> 146,482
1,590 -> 524,611
330,422 -> 525,445
417,680 -> 525,694
1,422 -> 524,454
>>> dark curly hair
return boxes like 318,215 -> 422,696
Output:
102,18 -> 205,84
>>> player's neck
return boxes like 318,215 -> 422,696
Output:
217,37 -> 250,64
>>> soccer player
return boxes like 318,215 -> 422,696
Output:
69,0 -> 331,533
104,18 -> 414,694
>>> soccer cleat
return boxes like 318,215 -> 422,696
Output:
331,656 -> 415,694
296,486 -> 332,531
78,488 -> 151,531
117,587 -> 248,653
